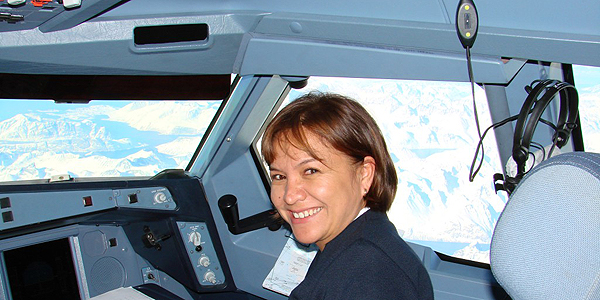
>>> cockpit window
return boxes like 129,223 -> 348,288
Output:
574,64 -> 600,152
0,99 -> 223,182
277,77 -> 507,264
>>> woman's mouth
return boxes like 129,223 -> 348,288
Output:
292,207 -> 322,219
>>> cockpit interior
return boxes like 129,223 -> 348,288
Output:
0,0 -> 599,299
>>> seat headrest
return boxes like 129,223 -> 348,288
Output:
490,152 -> 600,300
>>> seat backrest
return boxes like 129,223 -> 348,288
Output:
490,152 -> 600,300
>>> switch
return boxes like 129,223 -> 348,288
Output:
63,0 -> 81,9
7,0 -> 26,6
128,193 -> 139,204
2,211 -> 13,223
188,231 -> 202,247
0,197 -> 10,209
464,13 -> 471,29
108,238 -> 118,247
153,192 -> 168,204
31,0 -> 52,7
83,196 -> 93,207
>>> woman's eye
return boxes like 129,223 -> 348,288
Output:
271,174 -> 285,181
305,168 -> 318,175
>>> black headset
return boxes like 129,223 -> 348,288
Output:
500,79 -> 579,193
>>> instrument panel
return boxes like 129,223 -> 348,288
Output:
1,186 -> 176,232
0,178 -> 238,300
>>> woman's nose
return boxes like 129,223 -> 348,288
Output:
284,178 -> 306,205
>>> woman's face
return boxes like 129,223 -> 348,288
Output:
269,132 -> 375,250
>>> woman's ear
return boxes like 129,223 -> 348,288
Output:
361,156 -> 376,193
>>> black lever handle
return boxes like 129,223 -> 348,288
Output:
218,194 -> 282,235
218,194 -> 239,229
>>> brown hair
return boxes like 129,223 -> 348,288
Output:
261,92 -> 397,211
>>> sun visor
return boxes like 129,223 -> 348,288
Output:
0,74 -> 231,102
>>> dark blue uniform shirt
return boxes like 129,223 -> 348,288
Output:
289,209 -> 434,299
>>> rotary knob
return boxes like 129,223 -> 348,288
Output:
188,231 -> 202,247
154,192 -> 168,204
198,255 -> 210,267
204,271 -> 217,284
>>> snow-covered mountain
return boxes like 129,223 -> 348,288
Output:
0,101 -> 219,181
0,112 -> 136,152
108,101 -> 220,135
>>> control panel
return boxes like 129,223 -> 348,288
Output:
0,189 -> 116,231
177,221 -> 225,287
0,186 -> 176,231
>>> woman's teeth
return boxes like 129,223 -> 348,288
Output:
292,207 -> 322,219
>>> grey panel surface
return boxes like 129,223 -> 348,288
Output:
0,189 -> 116,231
0,186 -> 176,231
0,13 -> 259,75
1,1 -> 599,79
239,36 -> 510,83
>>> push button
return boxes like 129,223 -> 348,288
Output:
128,193 -> 139,204
83,196 -> 93,207
0,197 -> 10,209
2,211 -> 13,223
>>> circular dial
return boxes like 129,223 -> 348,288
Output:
154,192 -> 168,203
204,271 -> 217,284
198,255 -> 210,267
188,231 -> 202,246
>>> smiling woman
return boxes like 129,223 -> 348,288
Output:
277,76 -> 507,265
261,92 -> 434,300
267,132 -> 373,250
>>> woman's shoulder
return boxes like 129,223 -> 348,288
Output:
331,233 -> 419,275
344,211 -> 433,291
358,210 -> 414,250
291,211 -> 434,300
307,240 -> 433,300
324,210 -> 417,263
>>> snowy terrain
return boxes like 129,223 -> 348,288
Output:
0,101 -> 219,181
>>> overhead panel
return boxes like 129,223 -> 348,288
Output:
0,0 -> 128,33
0,0 -> 65,32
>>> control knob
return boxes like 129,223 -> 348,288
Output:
198,255 -> 210,268
154,192 -> 168,204
204,271 -> 217,284
188,231 -> 202,247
